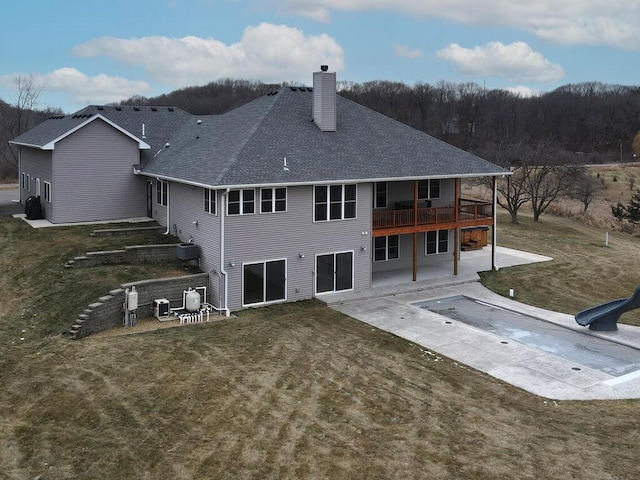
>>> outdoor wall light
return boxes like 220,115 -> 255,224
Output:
229,260 -> 236,267
361,245 -> 368,251
299,253 -> 305,258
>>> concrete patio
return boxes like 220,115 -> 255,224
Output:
321,247 -> 640,400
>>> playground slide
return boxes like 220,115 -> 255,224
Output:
575,286 -> 640,331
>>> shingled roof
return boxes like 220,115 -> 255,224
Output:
10,105 -> 191,165
142,87 -> 507,188
10,87 -> 507,188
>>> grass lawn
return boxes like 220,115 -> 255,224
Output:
1,214 -> 640,479
483,211 -> 640,326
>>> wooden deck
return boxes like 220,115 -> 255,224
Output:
372,200 -> 492,237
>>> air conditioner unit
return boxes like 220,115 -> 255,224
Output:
153,299 -> 170,319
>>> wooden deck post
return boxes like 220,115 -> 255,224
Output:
454,178 -> 459,275
492,176 -> 498,271
413,180 -> 418,281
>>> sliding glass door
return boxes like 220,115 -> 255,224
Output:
243,259 -> 286,306
316,252 -> 353,294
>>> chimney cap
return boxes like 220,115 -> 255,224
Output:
320,65 -> 329,72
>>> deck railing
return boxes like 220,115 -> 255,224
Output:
372,199 -> 492,231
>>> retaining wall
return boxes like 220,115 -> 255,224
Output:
66,244 -> 181,268
69,272 -> 210,339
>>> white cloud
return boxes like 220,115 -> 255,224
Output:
394,44 -> 423,59
0,68 -> 152,106
281,0 -> 640,50
72,23 -> 346,88
436,41 -> 564,83
505,85 -> 541,98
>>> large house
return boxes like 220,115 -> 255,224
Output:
10,67 -> 508,314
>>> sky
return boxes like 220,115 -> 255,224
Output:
1,0 -> 639,113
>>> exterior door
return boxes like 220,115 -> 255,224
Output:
316,252 -> 353,294
243,259 -> 286,306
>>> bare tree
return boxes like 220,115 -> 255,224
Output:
521,145 -> 577,221
0,75 -> 44,172
496,167 -> 530,224
569,167 -> 603,213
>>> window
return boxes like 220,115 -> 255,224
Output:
426,230 -> 449,255
156,180 -> 168,206
35,178 -> 41,197
261,187 -> 287,213
228,189 -> 255,215
316,252 -> 353,293
243,259 -> 286,306
43,181 -> 51,202
26,174 -> 30,192
21,173 -> 26,190
374,182 -> 387,209
314,184 -> 357,221
418,179 -> 441,200
374,235 -> 399,262
204,188 -> 216,215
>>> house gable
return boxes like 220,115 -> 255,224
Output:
41,114 -> 150,150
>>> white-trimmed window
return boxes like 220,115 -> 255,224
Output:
43,181 -> 51,202
426,230 -> 449,255
26,174 -> 31,192
156,180 -> 168,206
374,182 -> 387,209
204,188 -> 216,215
374,235 -> 399,262
418,179 -> 441,200
21,173 -> 26,190
228,189 -> 255,215
35,178 -> 41,197
261,187 -> 287,213
314,184 -> 357,221
243,259 -> 286,306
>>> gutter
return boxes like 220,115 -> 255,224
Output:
134,170 -> 511,191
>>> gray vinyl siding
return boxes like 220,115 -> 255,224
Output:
224,184 -> 372,310
167,182 -> 222,305
371,231 -> 453,273
382,178 -> 455,209
19,148 -> 53,219
52,119 -> 146,223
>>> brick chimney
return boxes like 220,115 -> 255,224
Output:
312,65 -> 336,132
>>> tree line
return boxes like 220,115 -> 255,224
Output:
2,78 -> 640,223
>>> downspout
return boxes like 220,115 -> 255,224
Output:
220,188 -> 231,317
163,181 -> 171,234
492,176 -> 498,271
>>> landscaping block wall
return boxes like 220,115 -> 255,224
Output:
66,244 -> 181,268
69,272 -> 209,339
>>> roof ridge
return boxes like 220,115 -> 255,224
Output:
215,91 -> 284,184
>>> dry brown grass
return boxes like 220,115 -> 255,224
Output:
2,303 -> 640,479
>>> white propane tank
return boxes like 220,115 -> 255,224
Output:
127,287 -> 139,311
185,288 -> 201,312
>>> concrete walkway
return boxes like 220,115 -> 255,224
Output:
322,249 -> 640,401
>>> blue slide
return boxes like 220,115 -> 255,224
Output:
575,286 -> 640,331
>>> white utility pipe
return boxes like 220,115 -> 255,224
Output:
219,188 -> 231,316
